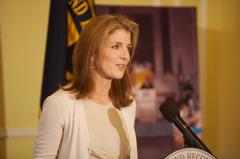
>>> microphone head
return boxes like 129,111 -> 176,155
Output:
159,99 -> 180,122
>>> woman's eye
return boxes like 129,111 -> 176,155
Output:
111,44 -> 120,49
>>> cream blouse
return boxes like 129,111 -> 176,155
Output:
83,100 -> 130,159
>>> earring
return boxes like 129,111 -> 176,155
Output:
90,61 -> 94,69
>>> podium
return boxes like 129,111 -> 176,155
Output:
164,148 -> 216,159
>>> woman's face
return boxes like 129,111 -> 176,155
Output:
93,28 -> 131,80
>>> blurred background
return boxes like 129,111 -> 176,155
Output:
0,0 -> 240,159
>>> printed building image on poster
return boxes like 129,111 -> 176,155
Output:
96,6 -> 199,158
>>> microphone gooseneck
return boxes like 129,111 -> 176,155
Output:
159,99 -> 214,155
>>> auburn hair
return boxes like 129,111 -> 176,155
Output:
64,14 -> 139,109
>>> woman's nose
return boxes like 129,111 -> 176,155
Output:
120,48 -> 130,61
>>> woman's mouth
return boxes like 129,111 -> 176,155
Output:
116,64 -> 126,71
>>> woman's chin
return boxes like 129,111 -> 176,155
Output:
112,73 -> 125,79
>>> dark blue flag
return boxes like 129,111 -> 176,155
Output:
41,0 -> 96,108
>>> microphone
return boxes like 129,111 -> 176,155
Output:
159,99 -> 214,155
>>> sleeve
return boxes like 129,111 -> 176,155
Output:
132,99 -> 137,125
124,98 -> 136,127
33,96 -> 64,159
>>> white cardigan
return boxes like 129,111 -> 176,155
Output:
33,90 -> 138,159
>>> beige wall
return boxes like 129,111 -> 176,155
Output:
0,0 -> 239,158
0,0 -> 50,158
205,0 -> 240,158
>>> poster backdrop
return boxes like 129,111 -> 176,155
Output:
96,6 -> 200,158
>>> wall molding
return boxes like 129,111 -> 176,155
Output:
0,128 -> 37,139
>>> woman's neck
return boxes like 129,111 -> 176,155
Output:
88,73 -> 112,105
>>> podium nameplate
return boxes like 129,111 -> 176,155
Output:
165,148 -> 216,159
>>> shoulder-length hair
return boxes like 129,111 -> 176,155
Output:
64,14 -> 139,109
